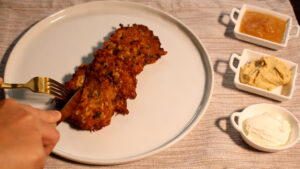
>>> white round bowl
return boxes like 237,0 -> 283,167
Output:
230,103 -> 300,152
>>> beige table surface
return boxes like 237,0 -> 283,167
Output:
1,0 -> 300,168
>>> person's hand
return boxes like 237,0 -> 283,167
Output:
0,78 -> 61,169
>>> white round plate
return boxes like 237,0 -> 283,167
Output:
3,1 -> 213,165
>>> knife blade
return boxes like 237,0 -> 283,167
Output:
57,89 -> 82,124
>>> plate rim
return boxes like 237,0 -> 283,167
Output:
4,1 -> 214,165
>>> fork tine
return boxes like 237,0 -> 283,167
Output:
47,78 -> 70,97
46,78 -> 69,99
48,83 -> 69,96
48,78 -> 69,93
48,87 -> 68,100
49,86 -> 68,97
48,78 -> 65,88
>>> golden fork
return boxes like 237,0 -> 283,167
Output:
1,77 -> 69,100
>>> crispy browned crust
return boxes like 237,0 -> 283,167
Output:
64,64 -> 87,91
63,24 -> 167,130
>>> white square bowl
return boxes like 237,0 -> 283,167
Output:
230,4 -> 299,50
229,49 -> 298,101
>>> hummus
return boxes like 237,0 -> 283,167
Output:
239,56 -> 292,91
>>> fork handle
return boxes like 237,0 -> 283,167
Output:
1,83 -> 26,89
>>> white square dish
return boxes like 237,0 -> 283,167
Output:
230,4 -> 299,50
229,49 -> 298,101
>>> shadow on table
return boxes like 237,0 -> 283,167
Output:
215,114 -> 260,152
214,59 -> 236,90
218,12 -> 236,40
215,12 -> 239,90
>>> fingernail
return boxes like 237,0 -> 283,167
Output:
53,111 -> 61,119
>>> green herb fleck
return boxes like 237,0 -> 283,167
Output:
108,71 -> 113,78
96,90 -> 101,97
93,111 -> 102,119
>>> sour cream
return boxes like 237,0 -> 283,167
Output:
243,112 -> 291,147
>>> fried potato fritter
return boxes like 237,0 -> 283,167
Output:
63,24 -> 167,130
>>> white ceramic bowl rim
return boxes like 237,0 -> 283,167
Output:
231,103 -> 300,151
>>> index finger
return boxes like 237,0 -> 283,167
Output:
21,104 -> 61,123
